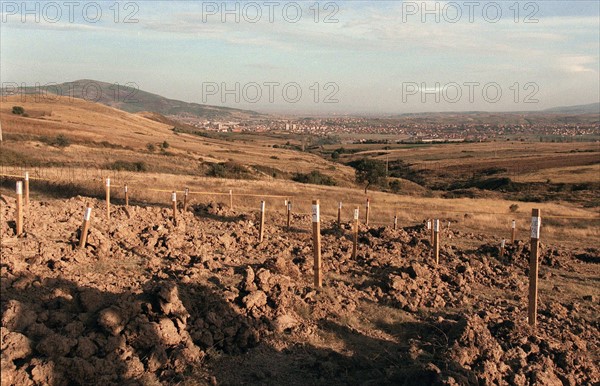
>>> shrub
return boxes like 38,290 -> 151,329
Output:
12,106 -> 25,115
107,160 -> 148,172
208,161 -> 252,179
41,134 -> 71,147
147,143 -> 156,152
292,170 -> 337,186
509,204 -> 519,213
161,141 -> 170,149
54,135 -> 71,147
389,179 -> 402,193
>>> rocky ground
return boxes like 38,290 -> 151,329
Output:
1,195 -> 598,385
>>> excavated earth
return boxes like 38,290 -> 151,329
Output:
1,195 -> 598,385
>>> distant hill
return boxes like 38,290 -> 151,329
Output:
386,104 -> 600,125
4,79 -> 265,121
543,103 -> 600,115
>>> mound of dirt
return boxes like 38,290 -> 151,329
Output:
1,195 -> 598,385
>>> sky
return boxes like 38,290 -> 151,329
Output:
1,0 -> 599,115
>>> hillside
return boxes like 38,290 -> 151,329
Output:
0,94 -> 355,186
543,102 -> 600,115
3,80 -> 265,121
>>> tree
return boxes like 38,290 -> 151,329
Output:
348,158 -> 387,194
12,106 -> 25,115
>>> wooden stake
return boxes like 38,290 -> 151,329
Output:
433,219 -> 440,264
427,220 -> 433,243
528,209 -> 541,327
24,172 -> 29,206
312,200 -> 322,288
15,181 -> 23,236
229,189 -> 233,210
171,191 -> 178,225
259,201 -> 265,242
337,201 -> 342,227
78,206 -> 92,249
511,220 -> 516,244
124,185 -> 129,207
105,178 -> 111,221
183,188 -> 189,211
286,200 -> 292,229
500,239 -> 506,257
365,198 -> 370,227
352,207 -> 359,259
393,214 -> 398,230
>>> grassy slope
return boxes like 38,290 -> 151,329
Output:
0,95 -> 356,185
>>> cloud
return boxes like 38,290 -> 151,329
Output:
557,56 -> 598,74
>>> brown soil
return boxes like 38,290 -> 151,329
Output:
1,196 -> 598,385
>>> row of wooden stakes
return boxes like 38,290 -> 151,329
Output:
9,179 -> 543,328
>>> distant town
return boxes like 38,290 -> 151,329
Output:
170,113 -> 599,143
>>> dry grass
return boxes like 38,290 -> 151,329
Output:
340,140 -> 600,184
2,164 -> 597,249
2,95 -> 598,250
1,95 -> 355,185
512,164 -> 600,184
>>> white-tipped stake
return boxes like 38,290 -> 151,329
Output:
312,202 -> 320,223
171,191 -> 178,224
79,206 -> 93,249
183,188 -> 189,211
312,200 -> 322,288
84,207 -> 92,220
433,219 -> 440,264
258,201 -> 266,242
511,219 -> 517,243
530,215 -> 541,239
352,207 -> 360,259
528,209 -> 541,327
16,181 -> 23,236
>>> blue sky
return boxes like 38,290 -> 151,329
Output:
1,1 -> 599,114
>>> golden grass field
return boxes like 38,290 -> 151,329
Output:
1,95 -> 356,185
339,141 -> 600,181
